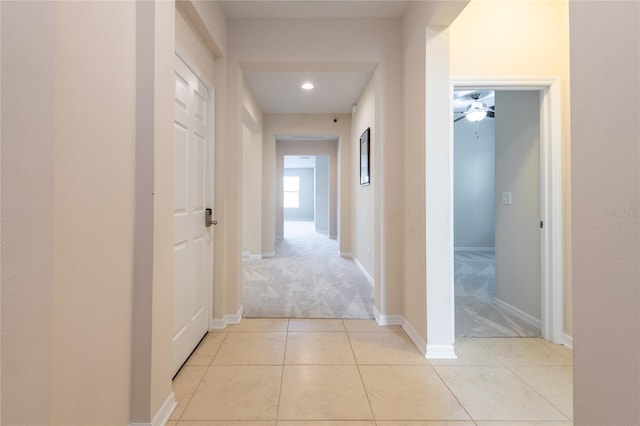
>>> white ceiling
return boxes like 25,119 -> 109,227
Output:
228,3 -> 486,120
244,70 -> 374,114
220,1 -> 409,19
277,135 -> 339,142
224,0 -> 406,115
284,155 -> 316,169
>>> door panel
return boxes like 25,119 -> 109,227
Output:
172,54 -> 211,375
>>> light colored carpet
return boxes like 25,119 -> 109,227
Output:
243,225 -> 540,334
242,221 -> 374,318
455,251 -> 541,338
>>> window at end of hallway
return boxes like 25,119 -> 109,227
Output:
284,176 -> 300,208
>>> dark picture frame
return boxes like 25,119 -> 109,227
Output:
360,127 -> 370,186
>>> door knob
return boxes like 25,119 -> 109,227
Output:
205,208 -> 217,227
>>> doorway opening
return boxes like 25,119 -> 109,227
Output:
425,79 -> 564,358
453,89 -> 542,338
446,79 -> 564,345
283,154 -> 330,239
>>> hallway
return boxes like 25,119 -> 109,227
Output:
242,222 -> 374,318
170,318 -> 573,424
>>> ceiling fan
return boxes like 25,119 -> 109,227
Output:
454,93 -> 495,123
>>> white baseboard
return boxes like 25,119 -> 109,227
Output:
454,246 -> 495,252
493,297 -> 541,329
242,252 -> 262,260
339,251 -> 352,258
373,307 -> 404,326
371,309 -> 457,360
211,306 -> 244,330
352,256 -> 375,287
329,235 -> 338,240
129,392 -> 176,426
262,251 -> 275,258
426,344 -> 457,359
563,333 -> 573,350
401,319 -> 427,356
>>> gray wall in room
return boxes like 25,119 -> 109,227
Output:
454,117 -> 495,248
315,155 -> 329,233
494,90 -> 541,320
284,168 -> 315,220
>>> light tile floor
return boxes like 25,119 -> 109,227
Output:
169,319 -> 573,426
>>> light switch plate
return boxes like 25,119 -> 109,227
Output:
502,191 -> 512,205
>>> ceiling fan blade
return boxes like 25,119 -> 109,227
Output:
487,110 -> 495,118
454,115 -> 466,123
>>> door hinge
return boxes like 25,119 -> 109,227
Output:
540,220 -> 544,229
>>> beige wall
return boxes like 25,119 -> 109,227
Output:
402,1 -> 429,338
132,1 -> 176,422
52,2 -> 136,423
2,2 -> 176,424
150,0 -> 176,418
243,77 -> 264,132
449,0 -> 573,336
220,49 -> 244,325
177,0 -> 227,57
570,1 -> 640,423
351,76 -> 376,279
1,2 -> 55,423
242,77 -> 264,257
242,124 -> 263,256
176,5 -> 216,80
494,91 -> 541,321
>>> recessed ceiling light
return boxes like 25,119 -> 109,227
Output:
301,82 -> 314,90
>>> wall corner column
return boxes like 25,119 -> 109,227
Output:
425,26 -> 456,358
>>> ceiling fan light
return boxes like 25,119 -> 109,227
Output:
465,99 -> 488,122
469,100 -> 484,110
466,110 -> 487,122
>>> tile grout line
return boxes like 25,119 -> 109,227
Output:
483,338 -> 574,387
173,329 -> 230,422
345,319 -> 377,422
174,320 -> 572,424
275,318 -> 290,423
506,364 -> 573,422
429,363 -> 476,423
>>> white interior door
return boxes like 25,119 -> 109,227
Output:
173,54 -> 211,375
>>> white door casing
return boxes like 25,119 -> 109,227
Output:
172,53 -> 213,375
444,79 -> 564,346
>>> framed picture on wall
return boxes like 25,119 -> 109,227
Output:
360,127 -> 370,186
